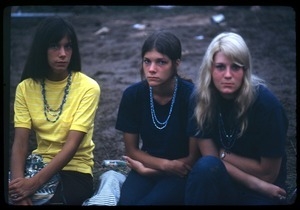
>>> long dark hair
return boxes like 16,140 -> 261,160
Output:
20,16 -> 81,82
140,30 -> 182,80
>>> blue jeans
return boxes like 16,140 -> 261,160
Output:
185,156 -> 287,205
118,170 -> 186,205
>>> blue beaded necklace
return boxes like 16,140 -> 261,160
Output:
149,77 -> 178,130
41,72 -> 72,123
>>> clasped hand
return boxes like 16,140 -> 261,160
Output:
9,177 -> 36,205
123,156 -> 190,177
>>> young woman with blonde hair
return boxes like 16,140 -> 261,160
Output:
186,32 -> 288,205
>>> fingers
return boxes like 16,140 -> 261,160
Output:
177,167 -> 190,178
10,194 -> 21,202
11,195 -> 19,199
277,189 -> 286,201
278,195 -> 286,201
122,155 -> 129,160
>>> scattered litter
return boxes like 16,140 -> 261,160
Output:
250,6 -> 261,12
194,35 -> 204,40
211,14 -> 225,24
213,6 -> 227,11
102,160 -> 127,167
11,12 -> 72,18
151,6 -> 176,10
94,27 -> 110,35
132,24 -> 146,30
182,50 -> 190,56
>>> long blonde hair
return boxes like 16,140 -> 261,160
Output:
194,32 -> 265,137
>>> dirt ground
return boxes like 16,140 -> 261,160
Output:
7,6 -> 297,203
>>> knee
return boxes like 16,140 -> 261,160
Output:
192,155 -> 223,173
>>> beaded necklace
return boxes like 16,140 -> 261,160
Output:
149,76 -> 178,130
218,112 -> 238,153
41,72 -> 72,123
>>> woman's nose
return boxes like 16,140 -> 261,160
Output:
149,63 -> 157,72
58,47 -> 66,56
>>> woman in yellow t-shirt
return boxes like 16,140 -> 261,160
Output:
9,16 -> 101,205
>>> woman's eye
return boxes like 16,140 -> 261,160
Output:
143,59 -> 150,64
158,60 -> 166,65
49,43 -> 59,49
49,43 -> 72,50
231,64 -> 242,71
65,44 -> 72,49
215,64 -> 225,71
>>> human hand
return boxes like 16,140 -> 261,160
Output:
163,159 -> 191,178
122,156 -> 163,176
9,177 -> 37,204
122,155 -> 145,172
258,180 -> 287,200
9,197 -> 32,205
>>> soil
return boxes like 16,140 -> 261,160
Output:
7,6 -> 297,203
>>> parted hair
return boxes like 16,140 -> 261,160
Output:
20,16 -> 81,82
139,30 -> 182,80
194,32 -> 266,137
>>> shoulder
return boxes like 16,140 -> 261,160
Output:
72,71 -> 100,90
17,78 -> 39,90
253,85 -> 284,113
123,80 -> 146,95
177,77 -> 195,97
256,85 -> 281,105
252,85 -> 288,129
118,81 -> 146,111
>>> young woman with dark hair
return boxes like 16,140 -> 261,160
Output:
115,30 -> 199,205
9,16 -> 101,205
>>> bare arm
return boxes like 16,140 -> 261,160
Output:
123,133 -> 195,177
123,155 -> 161,176
9,130 -> 85,202
10,127 -> 30,180
197,139 -> 286,198
220,148 -> 282,183
9,127 -> 32,205
197,138 -> 219,157
178,137 -> 201,167
223,160 -> 286,199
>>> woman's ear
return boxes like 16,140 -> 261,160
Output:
176,59 -> 181,66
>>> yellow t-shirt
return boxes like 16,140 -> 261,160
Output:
14,71 -> 101,175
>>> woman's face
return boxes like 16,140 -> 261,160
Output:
211,51 -> 244,99
143,49 -> 177,88
47,35 -> 72,79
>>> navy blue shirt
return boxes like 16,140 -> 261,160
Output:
188,85 -> 288,187
116,77 -> 194,160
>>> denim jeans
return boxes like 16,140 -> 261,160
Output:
185,156 -> 287,205
118,170 -> 186,205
